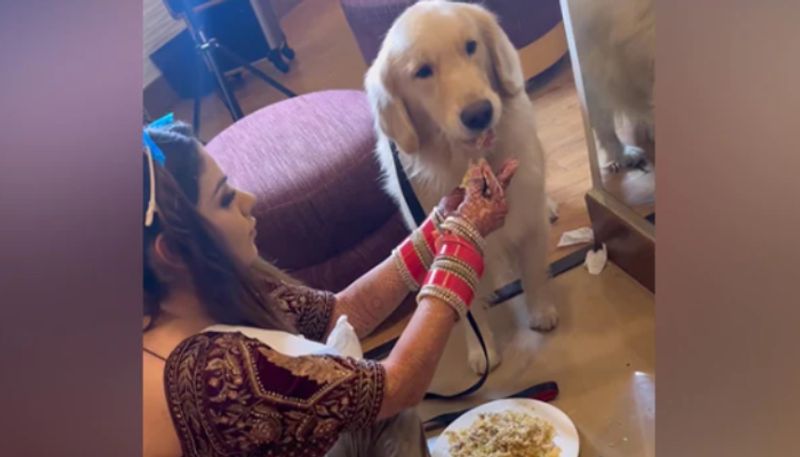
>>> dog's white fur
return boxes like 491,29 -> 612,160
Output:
570,0 -> 655,169
365,0 -> 556,374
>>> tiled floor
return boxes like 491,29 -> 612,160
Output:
421,262 -> 655,457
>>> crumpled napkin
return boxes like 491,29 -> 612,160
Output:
557,227 -> 595,247
584,243 -> 608,275
325,315 -> 363,359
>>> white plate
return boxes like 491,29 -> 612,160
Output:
430,398 -> 580,457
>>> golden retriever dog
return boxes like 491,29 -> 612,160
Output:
569,0 -> 655,170
365,0 -> 556,374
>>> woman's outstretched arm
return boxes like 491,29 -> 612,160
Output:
330,256 -> 414,338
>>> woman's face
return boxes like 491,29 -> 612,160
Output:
195,147 -> 259,267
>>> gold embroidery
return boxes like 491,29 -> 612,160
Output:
270,282 -> 335,342
165,332 -> 385,457
251,420 -> 281,444
259,347 -> 352,385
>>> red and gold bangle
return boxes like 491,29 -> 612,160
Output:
416,232 -> 485,320
431,207 -> 445,228
392,211 -> 444,291
440,216 -> 486,254
392,247 -> 423,291
419,222 -> 438,255
433,258 -> 480,288
437,235 -> 484,277
418,284 -> 469,318
420,210 -> 443,250
394,240 -> 426,284
425,268 -> 477,302
417,267 -> 476,320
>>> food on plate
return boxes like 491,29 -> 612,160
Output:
445,411 -> 560,457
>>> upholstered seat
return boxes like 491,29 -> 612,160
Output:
206,89 -> 409,292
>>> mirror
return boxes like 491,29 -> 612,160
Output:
562,0 -> 655,221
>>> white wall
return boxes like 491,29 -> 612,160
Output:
143,0 -> 185,88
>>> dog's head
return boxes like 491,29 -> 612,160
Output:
365,0 -> 524,156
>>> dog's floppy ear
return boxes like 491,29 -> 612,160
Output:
470,5 -> 525,97
365,57 -> 420,154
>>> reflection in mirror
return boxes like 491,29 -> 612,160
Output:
567,0 -> 655,219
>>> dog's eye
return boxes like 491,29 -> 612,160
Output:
415,65 -> 433,79
466,40 -> 477,55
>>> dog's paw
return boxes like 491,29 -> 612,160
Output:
622,145 -> 648,168
606,145 -> 648,173
468,345 -> 501,375
529,305 -> 559,332
606,160 -> 626,173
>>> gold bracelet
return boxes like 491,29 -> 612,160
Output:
410,228 -> 434,268
430,258 -> 480,290
436,255 -> 480,279
392,248 -> 421,291
432,207 -> 445,229
448,216 -> 485,246
418,285 -> 468,319
442,217 -> 486,254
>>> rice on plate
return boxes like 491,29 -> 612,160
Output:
445,411 -> 561,457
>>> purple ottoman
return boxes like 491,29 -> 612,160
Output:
205,90 -> 409,293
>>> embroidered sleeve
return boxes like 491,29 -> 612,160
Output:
165,332 -> 385,457
264,280 -> 335,342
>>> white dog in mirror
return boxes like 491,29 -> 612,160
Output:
365,0 -> 557,374
570,0 -> 655,171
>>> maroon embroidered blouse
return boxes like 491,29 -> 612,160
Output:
163,281 -> 386,456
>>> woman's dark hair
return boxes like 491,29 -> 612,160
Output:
143,121 -> 295,332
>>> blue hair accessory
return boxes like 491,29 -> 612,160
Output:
143,112 -> 174,226
148,112 -> 174,128
142,112 -> 173,166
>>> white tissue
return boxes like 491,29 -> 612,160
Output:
584,243 -> 608,275
557,227 -> 595,247
325,315 -> 363,359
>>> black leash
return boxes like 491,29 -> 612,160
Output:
389,141 -> 491,400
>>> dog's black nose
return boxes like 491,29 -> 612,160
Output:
460,100 -> 493,131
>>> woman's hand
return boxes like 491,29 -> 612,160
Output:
435,187 -> 466,219
378,159 -> 519,418
453,158 -> 519,237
